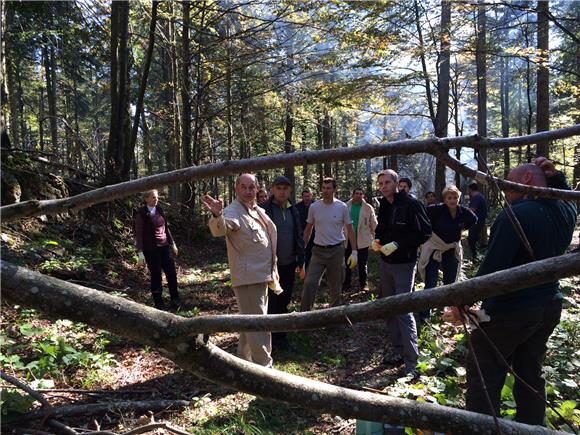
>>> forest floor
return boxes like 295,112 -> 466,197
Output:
1,210 -> 579,434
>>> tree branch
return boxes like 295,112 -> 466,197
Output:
3,260 -> 573,434
435,152 -> 580,201
0,371 -> 51,408
11,400 -> 191,423
1,125 -> 579,222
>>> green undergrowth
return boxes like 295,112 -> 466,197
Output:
189,396 -> 316,434
0,310 -> 119,422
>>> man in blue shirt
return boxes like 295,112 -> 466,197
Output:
467,183 -> 488,258
446,158 -> 577,426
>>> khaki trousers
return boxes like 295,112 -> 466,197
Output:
233,283 -> 272,367
301,244 -> 345,311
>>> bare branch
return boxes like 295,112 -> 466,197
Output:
2,126 -> 579,222
10,400 -> 191,423
0,371 -> 51,407
435,152 -> 579,201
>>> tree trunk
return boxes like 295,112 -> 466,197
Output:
105,1 -> 130,185
536,0 -> 550,157
434,0 -> 451,200
322,112 -> 332,177
501,57 -> 510,178
38,87 -> 45,151
180,1 -> 192,205
4,2 -> 20,148
43,45 -> 58,154
142,112 -> 153,175
124,0 -> 159,180
225,17 -> 234,203
302,129 -> 309,189
476,0 -> 487,168
575,8 -> 580,189
16,56 -> 26,147
165,4 -> 181,202
192,0 -> 207,166
284,100 -> 296,203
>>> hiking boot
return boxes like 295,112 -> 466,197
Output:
402,366 -> 419,379
170,297 -> 182,310
152,293 -> 165,310
383,353 -> 404,366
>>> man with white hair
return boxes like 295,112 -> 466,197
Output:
203,174 -> 279,367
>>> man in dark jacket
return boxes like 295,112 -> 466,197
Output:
295,189 -> 314,269
467,182 -> 488,258
374,169 -> 432,376
445,158 -> 577,426
262,175 -> 305,351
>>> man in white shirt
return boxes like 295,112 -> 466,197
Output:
301,178 -> 358,311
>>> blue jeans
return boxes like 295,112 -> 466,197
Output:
421,249 -> 459,319
424,249 -> 459,289
378,261 -> 418,369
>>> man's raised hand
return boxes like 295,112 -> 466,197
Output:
202,194 -> 223,216
533,157 -> 556,178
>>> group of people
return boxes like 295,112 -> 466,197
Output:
134,157 -> 576,428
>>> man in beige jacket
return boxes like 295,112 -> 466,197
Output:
344,188 -> 378,291
202,174 -> 278,367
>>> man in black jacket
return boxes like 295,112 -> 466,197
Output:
295,189 -> 314,269
262,175 -> 305,351
374,169 -> 432,376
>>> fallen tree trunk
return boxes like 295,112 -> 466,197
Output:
2,253 -> 577,338
2,257 -> 576,434
2,125 -> 579,221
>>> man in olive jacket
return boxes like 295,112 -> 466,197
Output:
203,174 -> 279,367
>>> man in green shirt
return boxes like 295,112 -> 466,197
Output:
344,187 -> 377,292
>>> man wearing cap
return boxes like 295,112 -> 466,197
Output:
202,173 -> 279,367
301,177 -> 358,311
261,175 -> 305,351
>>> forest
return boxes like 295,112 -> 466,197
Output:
1,0 -> 579,434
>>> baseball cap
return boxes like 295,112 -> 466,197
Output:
272,175 -> 291,186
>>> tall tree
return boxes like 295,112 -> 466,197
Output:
124,0 -> 159,180
4,2 -> 20,148
475,0 -> 487,173
180,1 -> 192,204
322,112 -> 332,177
105,1 -> 130,185
433,0 -> 451,199
43,44 -> 58,153
536,0 -> 550,157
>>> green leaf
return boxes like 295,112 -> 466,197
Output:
561,379 -> 578,388
19,323 -> 45,336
